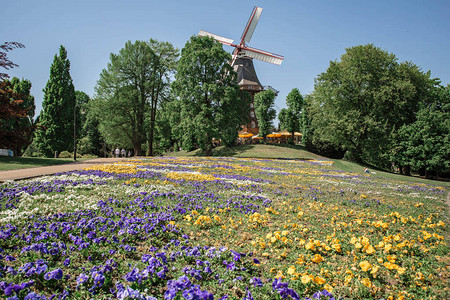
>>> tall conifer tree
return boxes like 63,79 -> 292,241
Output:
35,45 -> 76,157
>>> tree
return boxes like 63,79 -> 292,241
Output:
278,88 -> 304,143
308,44 -> 436,165
0,80 -> 34,154
0,42 -> 25,80
34,46 -> 76,157
392,85 -> 450,177
145,40 -> 178,156
254,89 -> 276,141
75,91 -> 104,156
9,77 -> 35,154
94,39 -> 178,156
172,36 -> 248,155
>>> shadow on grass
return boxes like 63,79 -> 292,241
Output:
0,156 -> 74,169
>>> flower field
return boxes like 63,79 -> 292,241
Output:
0,157 -> 448,299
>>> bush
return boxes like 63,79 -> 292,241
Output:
58,151 -> 82,159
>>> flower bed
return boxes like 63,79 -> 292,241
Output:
0,157 -> 448,299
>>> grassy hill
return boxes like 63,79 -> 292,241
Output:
166,144 -> 450,187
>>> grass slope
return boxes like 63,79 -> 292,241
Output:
168,144 -> 450,188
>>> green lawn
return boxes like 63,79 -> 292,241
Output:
166,143 -> 324,159
167,144 -> 450,187
0,156 -> 78,171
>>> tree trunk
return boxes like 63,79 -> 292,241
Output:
404,166 -> 411,176
291,132 -> 295,144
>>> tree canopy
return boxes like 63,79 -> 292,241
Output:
0,42 -> 24,80
278,88 -> 304,142
94,39 -> 178,156
254,89 -> 277,141
34,45 -> 76,157
0,80 -> 34,154
307,44 -> 437,166
171,35 -> 249,155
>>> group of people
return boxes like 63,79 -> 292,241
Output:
113,148 -> 132,158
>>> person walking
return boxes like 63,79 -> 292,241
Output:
121,148 -> 126,157
115,148 -> 120,158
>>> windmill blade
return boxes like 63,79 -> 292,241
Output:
240,6 -> 263,45
239,46 -> 284,65
198,30 -> 234,46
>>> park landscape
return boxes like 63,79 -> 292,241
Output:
1,1 -> 450,299
0,154 -> 448,299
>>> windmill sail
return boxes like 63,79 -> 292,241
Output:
198,30 -> 234,46
239,47 -> 284,65
240,7 -> 263,44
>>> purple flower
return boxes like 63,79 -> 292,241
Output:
76,273 -> 89,286
63,258 -> 70,267
44,268 -> 63,280
24,292 -> 47,300
250,277 -> 263,287
223,260 -> 235,271
124,268 -> 140,282
92,271 -> 105,287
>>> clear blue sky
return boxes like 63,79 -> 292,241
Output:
3,0 -> 450,117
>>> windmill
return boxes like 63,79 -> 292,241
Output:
199,6 -> 284,135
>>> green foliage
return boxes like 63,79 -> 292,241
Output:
58,150 -> 81,159
0,78 -> 35,154
254,89 -> 276,140
94,39 -> 178,156
75,91 -> 105,156
171,36 -> 248,155
308,44 -> 436,165
391,85 -> 450,177
34,45 -> 76,157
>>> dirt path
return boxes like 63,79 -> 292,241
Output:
0,157 -> 128,182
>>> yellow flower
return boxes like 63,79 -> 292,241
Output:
331,243 -> 341,252
383,262 -> 397,270
361,277 -> 372,288
387,255 -> 397,263
314,276 -> 326,285
305,242 -> 315,251
301,275 -> 311,284
359,260 -> 372,272
397,267 -> 406,275
311,254 -> 324,263
287,266 -> 296,275
365,245 -> 376,255
355,242 -> 363,249
370,265 -> 379,275
324,283 -> 333,292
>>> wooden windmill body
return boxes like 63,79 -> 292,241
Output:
199,6 -> 284,135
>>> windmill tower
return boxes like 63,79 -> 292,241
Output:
199,6 -> 284,135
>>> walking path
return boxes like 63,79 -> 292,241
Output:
0,157 -> 128,182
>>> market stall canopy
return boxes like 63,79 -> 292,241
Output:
239,132 -> 254,138
277,130 -> 291,136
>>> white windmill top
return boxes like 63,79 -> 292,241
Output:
199,6 -> 284,66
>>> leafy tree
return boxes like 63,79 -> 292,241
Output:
145,40 -> 178,156
9,77 -> 35,153
74,91 -> 104,156
34,46 -> 76,157
254,89 -> 276,141
0,42 -> 25,80
278,88 -> 304,143
94,39 -> 178,156
172,36 -> 248,155
308,44 -> 436,165
392,85 -> 450,177
0,80 -> 34,154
